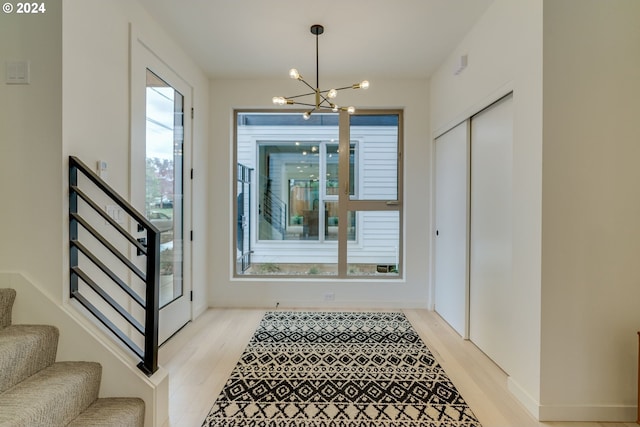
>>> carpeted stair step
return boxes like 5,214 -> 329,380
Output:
67,397 -> 145,427
0,288 -> 16,329
0,361 -> 102,427
0,324 -> 59,393
0,287 -> 146,426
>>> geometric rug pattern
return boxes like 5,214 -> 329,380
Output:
202,311 -> 482,426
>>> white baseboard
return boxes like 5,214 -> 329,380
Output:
508,376 -> 637,422
507,376 -> 540,419
538,403 -> 636,423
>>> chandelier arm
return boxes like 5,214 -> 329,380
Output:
298,78 -> 316,93
332,85 -> 356,92
288,101 -> 318,108
286,92 -> 317,100
316,86 -> 360,104
318,94 -> 334,106
316,105 -> 346,111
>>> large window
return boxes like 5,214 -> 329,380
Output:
234,111 -> 402,278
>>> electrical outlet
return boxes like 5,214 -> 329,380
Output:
324,292 -> 335,301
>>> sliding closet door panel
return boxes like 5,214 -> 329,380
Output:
469,94 -> 513,372
434,121 -> 469,337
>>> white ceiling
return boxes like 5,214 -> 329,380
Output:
137,0 -> 493,80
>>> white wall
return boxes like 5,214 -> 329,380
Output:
2,0 -> 210,314
62,0 -> 210,317
429,0 -> 543,417
0,0 -> 63,301
431,0 -> 640,421
540,0 -> 640,421
209,78 -> 431,308
2,1 -> 210,425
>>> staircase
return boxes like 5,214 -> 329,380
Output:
0,288 -> 145,427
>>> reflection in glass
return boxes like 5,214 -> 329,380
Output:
145,69 -> 183,306
236,164 -> 252,274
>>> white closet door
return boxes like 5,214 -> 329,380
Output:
469,94 -> 513,371
434,121 -> 469,337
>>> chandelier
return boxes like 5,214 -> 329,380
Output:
272,24 -> 369,119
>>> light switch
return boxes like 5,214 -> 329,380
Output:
5,61 -> 30,84
106,205 -> 125,224
97,160 -> 108,178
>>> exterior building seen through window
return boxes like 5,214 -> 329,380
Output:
235,111 -> 402,278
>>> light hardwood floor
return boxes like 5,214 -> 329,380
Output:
159,308 -> 638,427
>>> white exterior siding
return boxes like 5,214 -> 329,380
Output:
353,127 -> 398,200
237,121 -> 399,265
348,211 -> 400,264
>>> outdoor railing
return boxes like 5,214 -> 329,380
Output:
263,186 -> 287,238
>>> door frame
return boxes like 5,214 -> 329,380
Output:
130,24 -> 192,344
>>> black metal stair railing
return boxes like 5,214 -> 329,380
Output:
262,179 -> 287,238
69,156 -> 159,376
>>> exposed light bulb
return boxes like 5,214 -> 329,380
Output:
347,106 -> 356,114
271,27 -> 370,113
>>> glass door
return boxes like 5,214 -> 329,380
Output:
132,31 -> 192,344
145,69 -> 184,307
143,67 -> 191,344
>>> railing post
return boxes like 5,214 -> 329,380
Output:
69,161 -> 79,295
139,228 -> 160,375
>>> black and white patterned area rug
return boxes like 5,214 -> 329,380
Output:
202,311 -> 482,426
